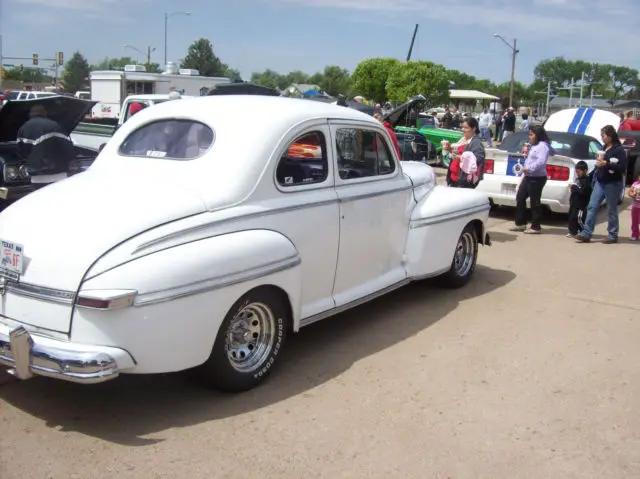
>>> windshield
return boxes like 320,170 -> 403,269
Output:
78,93 -> 90,100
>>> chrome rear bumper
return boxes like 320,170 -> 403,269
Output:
0,325 -> 133,384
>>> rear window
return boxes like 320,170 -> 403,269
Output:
5,91 -> 19,101
119,120 -> 214,160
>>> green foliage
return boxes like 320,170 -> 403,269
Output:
351,58 -> 401,103
90,56 -> 162,73
534,57 -> 639,102
181,38 -> 226,77
62,51 -> 90,93
386,61 -> 450,106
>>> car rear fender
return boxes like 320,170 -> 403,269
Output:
72,229 -> 303,372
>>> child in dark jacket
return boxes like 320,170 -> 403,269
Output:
567,161 -> 591,237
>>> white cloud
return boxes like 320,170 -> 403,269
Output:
15,0 -> 119,9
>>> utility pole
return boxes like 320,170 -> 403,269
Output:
546,80 -> 551,117
406,24 -> 418,62
509,38 -> 517,109
146,45 -> 152,72
579,71 -> 585,107
569,77 -> 574,107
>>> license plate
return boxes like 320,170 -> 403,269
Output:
501,183 -> 517,196
0,240 -> 24,281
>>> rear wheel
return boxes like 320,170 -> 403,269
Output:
439,224 -> 478,289
196,287 -> 289,393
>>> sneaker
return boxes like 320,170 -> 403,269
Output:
524,228 -> 541,234
631,237 -> 639,242
603,238 -> 618,244
575,235 -> 591,243
510,225 -> 526,232
566,233 -> 576,238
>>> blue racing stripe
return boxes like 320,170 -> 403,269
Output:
568,108 -> 585,133
576,108 -> 595,135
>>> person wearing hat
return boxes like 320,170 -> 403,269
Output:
128,101 -> 145,117
502,107 -> 516,139
567,160 -> 591,238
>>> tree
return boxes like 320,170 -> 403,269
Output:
181,38 -> 225,77
221,64 -> 242,82
313,65 -> 351,96
447,69 -> 477,90
62,51 -> 90,93
386,61 -> 450,106
603,65 -> 639,104
250,69 -> 287,90
351,58 -> 401,103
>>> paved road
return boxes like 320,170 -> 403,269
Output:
2,195 -> 639,479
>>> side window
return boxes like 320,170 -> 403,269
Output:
276,131 -> 328,187
588,141 -> 602,159
26,93 -> 34,100
335,128 -> 396,180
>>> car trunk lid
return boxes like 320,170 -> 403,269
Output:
0,171 -> 206,333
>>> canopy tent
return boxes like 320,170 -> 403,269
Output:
449,89 -> 499,101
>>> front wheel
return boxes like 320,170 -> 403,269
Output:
439,224 -> 478,289
196,287 -> 289,392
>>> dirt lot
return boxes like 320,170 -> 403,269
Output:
1,196 -> 639,479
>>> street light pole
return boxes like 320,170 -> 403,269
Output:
124,44 -> 156,72
493,33 -> 519,108
164,11 -> 191,67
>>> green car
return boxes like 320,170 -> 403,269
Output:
383,96 -> 463,155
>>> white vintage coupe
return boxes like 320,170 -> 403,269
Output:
0,96 -> 491,392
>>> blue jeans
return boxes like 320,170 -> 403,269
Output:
580,180 -> 623,240
480,127 -> 492,146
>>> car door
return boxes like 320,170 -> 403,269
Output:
329,121 -> 414,307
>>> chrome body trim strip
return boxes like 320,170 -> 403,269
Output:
299,279 -> 411,328
336,185 -> 413,203
133,198 -> 341,254
134,255 -> 301,306
0,326 -> 123,384
2,279 -> 75,305
410,204 -> 490,229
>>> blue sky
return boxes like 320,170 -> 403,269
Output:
3,0 -> 639,85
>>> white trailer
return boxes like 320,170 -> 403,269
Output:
89,64 -> 231,119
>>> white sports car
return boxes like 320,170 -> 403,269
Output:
0,95 -> 491,393
478,107 -> 623,213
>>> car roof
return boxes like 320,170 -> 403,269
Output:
142,95 -> 381,126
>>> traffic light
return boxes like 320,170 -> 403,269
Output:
1,68 -> 6,79
32,53 -> 38,66
18,64 -> 23,73
58,52 -> 63,65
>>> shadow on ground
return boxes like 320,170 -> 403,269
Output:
0,266 -> 515,446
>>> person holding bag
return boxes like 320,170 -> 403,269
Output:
445,117 -> 485,189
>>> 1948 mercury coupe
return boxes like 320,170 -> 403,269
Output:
0,95 -> 491,392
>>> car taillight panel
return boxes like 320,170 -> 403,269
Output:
484,159 -> 494,174
621,138 -> 637,148
546,165 -> 570,181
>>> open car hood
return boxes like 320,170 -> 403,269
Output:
0,95 -> 97,143
544,107 -> 620,139
382,95 -> 426,128
207,83 -> 281,96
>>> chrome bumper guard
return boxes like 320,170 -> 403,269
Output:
0,326 -> 122,384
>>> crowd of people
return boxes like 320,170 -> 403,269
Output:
437,108 -> 638,242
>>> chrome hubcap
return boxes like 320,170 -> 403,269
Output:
226,302 -> 276,373
453,232 -> 476,277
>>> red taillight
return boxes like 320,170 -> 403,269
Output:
484,159 -> 494,174
622,138 -> 637,148
546,165 -> 570,181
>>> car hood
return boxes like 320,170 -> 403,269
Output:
0,170 -> 206,291
0,95 -> 96,142
382,95 -> 426,128
544,107 -> 620,139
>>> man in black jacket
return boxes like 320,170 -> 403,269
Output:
16,103 -> 76,185
567,161 -> 591,237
